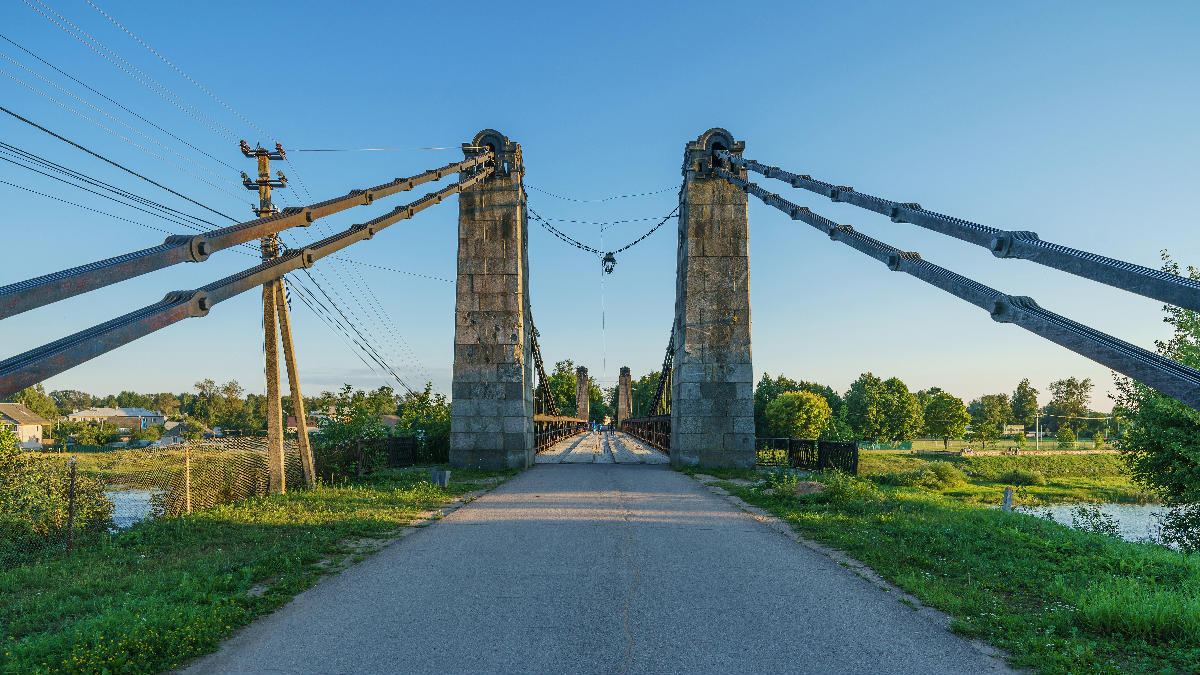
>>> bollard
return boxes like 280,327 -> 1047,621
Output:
1002,486 -> 1014,512
66,456 -> 77,552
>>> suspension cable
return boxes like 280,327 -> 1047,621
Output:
712,166 -> 1200,412
0,166 -> 494,396
716,149 -> 1200,314
0,152 -> 492,319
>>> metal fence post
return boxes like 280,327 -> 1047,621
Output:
66,456 -> 77,552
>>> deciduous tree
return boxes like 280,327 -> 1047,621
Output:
765,391 -> 831,440
923,392 -> 970,449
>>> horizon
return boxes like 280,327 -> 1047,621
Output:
5,2 -> 1199,413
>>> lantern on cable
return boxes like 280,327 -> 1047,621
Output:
601,252 -> 617,274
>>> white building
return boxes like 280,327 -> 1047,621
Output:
67,407 -> 166,429
0,403 -> 50,449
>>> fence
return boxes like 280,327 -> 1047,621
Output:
621,415 -> 670,453
756,438 -> 859,474
1,433 -> 450,569
534,415 -> 588,453
314,436 -> 447,481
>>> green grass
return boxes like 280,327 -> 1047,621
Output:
713,472 -> 1200,674
0,468 -> 512,675
859,450 -> 1154,505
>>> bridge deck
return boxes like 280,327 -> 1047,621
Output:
535,431 -> 669,465
182,464 -> 1012,674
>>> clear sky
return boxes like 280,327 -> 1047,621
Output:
2,0 -> 1199,412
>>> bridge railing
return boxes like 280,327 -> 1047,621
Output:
756,438 -> 859,475
533,414 -> 588,453
621,415 -> 670,454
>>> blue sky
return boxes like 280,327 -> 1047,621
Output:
2,1 -> 1198,411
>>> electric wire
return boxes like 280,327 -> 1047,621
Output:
0,179 -> 173,235
0,105 -> 239,221
0,48 -> 243,189
0,32 -> 239,172
0,140 -> 218,227
22,0 -> 239,142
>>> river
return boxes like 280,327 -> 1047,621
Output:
1017,502 -> 1172,545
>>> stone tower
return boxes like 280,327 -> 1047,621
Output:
448,130 -> 534,469
669,128 -> 755,468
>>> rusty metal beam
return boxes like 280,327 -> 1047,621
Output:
0,166 -> 492,398
0,152 -> 492,320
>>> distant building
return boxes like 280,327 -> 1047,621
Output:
67,407 -> 166,429
286,416 -> 320,433
0,403 -> 50,449
1003,424 -> 1026,435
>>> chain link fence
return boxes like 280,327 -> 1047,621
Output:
1,438 -> 308,568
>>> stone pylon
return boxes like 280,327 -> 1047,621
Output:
669,128 -> 755,468
449,130 -> 534,469
617,366 -> 632,425
575,366 -> 590,422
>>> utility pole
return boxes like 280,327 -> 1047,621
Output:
241,141 -> 315,491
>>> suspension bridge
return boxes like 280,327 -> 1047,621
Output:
4,125 -> 1200,484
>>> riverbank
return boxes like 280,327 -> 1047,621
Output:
687,468 -> 1200,674
0,467 -> 515,675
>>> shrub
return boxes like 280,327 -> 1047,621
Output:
1070,504 -> 1120,538
0,428 -> 113,563
1056,427 -> 1076,449
1155,504 -> 1200,554
820,470 -> 882,505
874,462 -> 967,490
997,468 -> 1046,486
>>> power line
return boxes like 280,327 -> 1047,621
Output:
0,48 -> 242,191
0,105 -> 239,222
22,0 -> 238,142
334,258 -> 454,284
0,140 -> 218,227
0,32 -> 239,172
0,178 -> 173,235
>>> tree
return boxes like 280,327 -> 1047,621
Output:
755,374 -> 842,437
535,360 -> 579,416
844,373 -> 885,441
923,392 -> 970,449
967,394 -> 1011,448
394,382 -> 451,455
879,377 -> 922,442
4,384 -> 59,423
1116,252 -> 1200,513
1011,379 -> 1039,429
1046,377 -> 1093,432
1056,427 -> 1076,449
49,389 -> 92,416
765,391 -> 831,439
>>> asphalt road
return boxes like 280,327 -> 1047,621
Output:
182,461 -> 1014,674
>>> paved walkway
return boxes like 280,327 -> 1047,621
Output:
183,463 -> 1013,674
535,431 -> 670,465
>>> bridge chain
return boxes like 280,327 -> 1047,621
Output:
711,166 -> 1200,412
528,311 -> 561,417
714,149 -> 1200,315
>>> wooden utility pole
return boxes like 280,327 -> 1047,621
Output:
241,141 -> 315,491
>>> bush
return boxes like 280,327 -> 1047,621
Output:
1056,427 -> 1076,449
874,462 -> 967,490
0,428 -> 113,563
997,468 -> 1046,486
819,470 -> 882,505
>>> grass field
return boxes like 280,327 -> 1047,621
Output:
685,468 -> 1199,674
0,467 -> 514,675
857,450 -> 1152,504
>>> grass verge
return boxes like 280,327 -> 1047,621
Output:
690,468 -> 1200,674
0,467 -> 514,675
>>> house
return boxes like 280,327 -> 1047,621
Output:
162,421 -> 187,445
286,416 -> 320,434
67,407 -> 166,429
0,403 -> 50,449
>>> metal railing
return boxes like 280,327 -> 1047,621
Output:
534,414 -> 588,453
622,415 -> 670,453
756,438 -> 859,474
